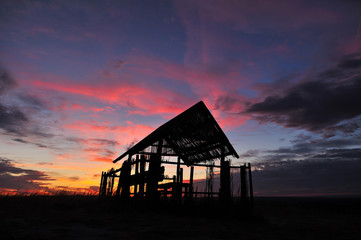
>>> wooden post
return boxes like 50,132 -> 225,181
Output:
240,164 -> 248,205
220,145 -> 231,204
248,163 -> 254,208
189,166 -> 194,201
134,155 -> 139,196
107,173 -> 115,196
102,172 -> 108,196
110,174 -> 115,196
139,155 -> 145,198
120,155 -> 132,200
180,168 -> 183,184
179,168 -> 183,200
176,156 -> 181,183
115,173 -> 121,197
99,172 -> 104,196
147,139 -> 163,201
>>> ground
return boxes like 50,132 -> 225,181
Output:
0,195 -> 360,240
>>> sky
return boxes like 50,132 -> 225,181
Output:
1,0 -> 361,196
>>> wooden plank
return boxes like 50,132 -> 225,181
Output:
189,166 -> 194,201
248,163 -> 254,208
220,145 -> 231,203
240,164 -> 248,204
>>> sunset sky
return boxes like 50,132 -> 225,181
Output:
1,0 -> 361,196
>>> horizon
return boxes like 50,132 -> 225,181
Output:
1,0 -> 361,197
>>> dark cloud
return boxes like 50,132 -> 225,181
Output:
17,94 -> 46,109
0,104 -> 28,134
338,53 -> 361,69
0,67 -> 51,139
239,149 -> 261,158
112,60 -> 126,70
0,69 -> 28,134
91,138 -> 119,146
251,157 -> 361,196
11,137 -> 58,150
84,147 -> 101,152
103,148 -> 115,156
235,128 -> 361,196
0,70 -> 16,94
67,176 -> 80,181
214,95 -> 240,112
124,138 -> 137,150
195,147 -> 361,196
246,52 -> 361,134
35,143 -> 48,148
67,137 -> 119,146
0,158 -> 54,191
38,162 -> 53,165
12,138 -> 29,144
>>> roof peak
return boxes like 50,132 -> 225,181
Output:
113,101 -> 238,164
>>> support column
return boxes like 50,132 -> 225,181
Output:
248,163 -> 254,208
147,139 -> 163,202
139,155 -> 146,198
179,168 -> 183,200
134,155 -> 139,196
108,173 -> 115,196
102,172 -> 108,196
189,166 -> 194,201
240,164 -> 248,205
120,154 -> 132,200
176,157 -> 181,183
174,157 -> 182,201
179,168 -> 183,184
99,172 -> 104,197
220,145 -> 231,204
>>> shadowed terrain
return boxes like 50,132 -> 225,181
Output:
0,195 -> 360,240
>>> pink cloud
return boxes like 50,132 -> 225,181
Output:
30,73 -> 194,118
21,49 -> 251,131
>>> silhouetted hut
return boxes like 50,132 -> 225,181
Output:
99,101 -> 253,206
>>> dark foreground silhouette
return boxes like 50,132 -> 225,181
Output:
1,195 -> 360,240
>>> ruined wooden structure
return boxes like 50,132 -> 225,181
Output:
99,101 -> 253,207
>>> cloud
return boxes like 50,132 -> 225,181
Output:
0,158 -> 54,191
0,104 -> 28,134
251,156 -> 361,196
0,69 -> 29,135
214,94 -> 246,113
198,145 -> 361,196
111,59 -> 126,70
246,52 -> 361,134
235,129 -> 361,196
12,138 -> 29,144
0,67 -> 53,139
31,75 -> 194,118
67,137 -> 119,147
65,137 -> 120,162
0,70 -> 17,94
67,176 -> 80,181
38,162 -> 53,166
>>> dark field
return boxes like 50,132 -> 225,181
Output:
1,195 -> 360,240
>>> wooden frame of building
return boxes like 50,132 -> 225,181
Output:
99,101 -> 253,206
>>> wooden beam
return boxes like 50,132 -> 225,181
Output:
189,166 -> 194,201
248,163 -> 254,208
240,164 -> 248,205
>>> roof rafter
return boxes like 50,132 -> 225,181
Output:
113,101 -> 239,164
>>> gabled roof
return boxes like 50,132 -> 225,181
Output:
113,101 -> 239,165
